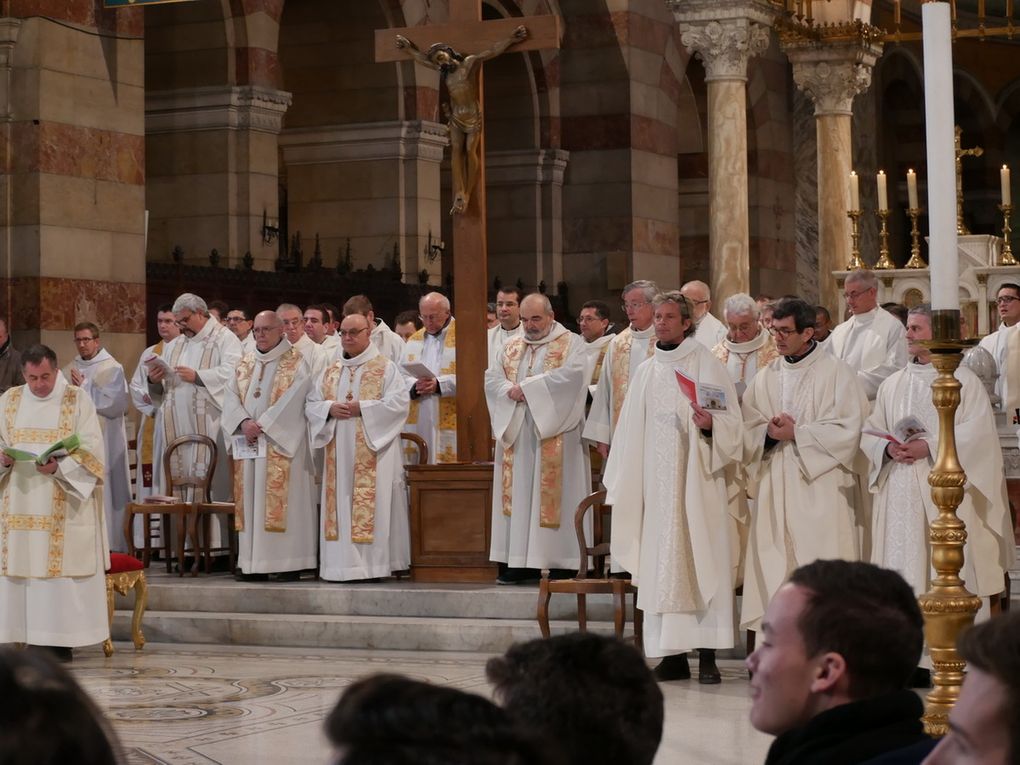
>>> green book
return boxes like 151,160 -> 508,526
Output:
3,434 -> 81,465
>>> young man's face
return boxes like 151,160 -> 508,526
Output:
995,287 -> 1020,325
770,315 -> 813,357
922,667 -> 1011,765
653,302 -> 691,345
303,309 -> 329,344
395,321 -> 416,342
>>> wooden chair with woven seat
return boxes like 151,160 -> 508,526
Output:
536,489 -> 642,649
104,551 -> 147,657
400,431 -> 429,466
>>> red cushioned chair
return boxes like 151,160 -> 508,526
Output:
104,551 -> 147,657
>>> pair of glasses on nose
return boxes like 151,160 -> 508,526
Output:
338,328 -> 368,338
768,326 -> 800,339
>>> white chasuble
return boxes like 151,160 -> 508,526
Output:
0,377 -> 109,647
692,311 -> 727,351
583,324 -> 656,446
740,347 -> 870,630
371,318 -> 405,364
978,322 -> 1013,407
863,363 -> 1015,599
828,306 -> 908,400
401,319 -> 457,464
64,349 -> 132,552
486,324 -> 591,570
221,340 -> 318,574
487,322 -> 524,369
307,344 -> 411,581
604,340 -> 741,656
581,334 -> 613,390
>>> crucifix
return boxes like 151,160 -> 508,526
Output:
375,3 -> 562,462
955,124 -> 983,235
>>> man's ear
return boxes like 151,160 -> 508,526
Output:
810,652 -> 848,694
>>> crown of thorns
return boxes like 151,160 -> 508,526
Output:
426,43 -> 464,62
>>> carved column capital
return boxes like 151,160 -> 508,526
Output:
671,0 -> 775,82
785,38 -> 882,116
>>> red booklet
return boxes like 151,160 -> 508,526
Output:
674,369 -> 698,404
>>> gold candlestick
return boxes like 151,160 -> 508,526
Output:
999,203 -> 1017,266
904,207 -> 927,269
846,209 -> 865,270
874,209 -> 895,269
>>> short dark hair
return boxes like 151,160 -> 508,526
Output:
343,295 -> 374,317
814,305 -> 831,322
227,306 -> 250,320
207,299 -> 229,316
486,633 -> 663,765
304,304 -> 330,324
321,302 -> 340,325
21,344 -> 57,369
771,298 -> 817,333
788,560 -> 923,699
325,674 -> 549,765
394,310 -> 422,330
581,300 -> 611,321
496,286 -> 524,304
997,282 -> 1020,298
73,321 -> 99,338
156,303 -> 174,314
958,613 -> 1020,765
881,302 -> 909,326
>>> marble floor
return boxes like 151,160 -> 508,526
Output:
71,642 -> 772,765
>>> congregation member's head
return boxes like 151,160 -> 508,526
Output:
486,633 -> 663,765
813,305 -> 832,341
652,291 -> 695,345
21,344 -> 60,398
276,303 -> 305,344
207,299 -> 229,325
326,673 -> 551,765
883,301 -> 909,327
906,303 -> 934,363
769,298 -> 816,358
225,307 -> 252,340
394,310 -> 421,342
520,293 -> 555,341
723,293 -> 761,344
843,270 -> 879,316
923,612 -> 1020,765
995,282 -> 1020,327
172,293 -> 211,338
0,646 -> 124,765
747,560 -> 923,738
578,300 -> 611,342
418,292 -> 451,335
72,322 -> 102,361
680,280 -> 713,323
340,312 -> 373,358
621,280 -> 658,331
302,304 -> 331,344
252,310 -> 284,354
494,287 -> 524,331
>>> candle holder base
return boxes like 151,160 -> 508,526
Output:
998,203 -> 1016,266
905,207 -> 927,269
875,209 -> 894,269
846,209 -> 864,271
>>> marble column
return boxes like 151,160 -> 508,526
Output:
674,3 -> 772,307
787,43 -> 881,316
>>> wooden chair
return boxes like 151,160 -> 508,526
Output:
536,490 -> 642,649
194,499 -> 238,574
104,552 -> 147,657
400,432 -> 429,465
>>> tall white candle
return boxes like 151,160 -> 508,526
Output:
907,169 -> 918,210
849,171 -> 860,211
877,170 -> 888,212
1002,165 -> 1012,206
922,1 -> 959,312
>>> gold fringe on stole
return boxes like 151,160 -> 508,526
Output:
263,349 -> 301,533
1,388 -> 21,575
591,345 -> 608,386
609,331 -> 634,432
350,356 -> 387,543
321,364 -> 344,541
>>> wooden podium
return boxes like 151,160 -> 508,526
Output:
406,462 -> 498,582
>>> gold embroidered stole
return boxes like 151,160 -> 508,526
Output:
231,348 -> 302,533
139,340 -> 164,488
499,332 -> 572,529
591,344 -> 608,386
322,355 -> 388,543
406,321 -> 457,463
608,329 -> 653,433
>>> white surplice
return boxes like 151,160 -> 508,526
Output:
740,345 -> 870,630
581,334 -> 613,389
401,319 -> 457,464
307,344 -> 411,581
828,306 -> 908,400
64,348 -> 132,552
487,324 -> 592,570
292,333 -> 329,379
0,376 -> 109,647
978,322 -> 1015,409
583,324 -> 656,445
487,322 -> 524,369
371,318 -> 405,364
240,333 -> 256,356
692,311 -> 727,351
129,342 -> 169,549
863,362 -> 1015,599
605,340 -> 742,656
220,339 -> 319,574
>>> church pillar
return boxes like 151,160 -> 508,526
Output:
0,5 -> 146,368
785,38 -> 882,316
675,3 -> 773,306
145,86 -> 292,269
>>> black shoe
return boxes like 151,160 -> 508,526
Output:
698,649 -> 722,685
273,571 -> 301,582
547,568 -> 577,581
496,567 -> 541,585
608,570 -> 632,580
234,572 -> 269,582
910,667 -> 931,688
209,556 -> 233,573
653,653 -> 691,681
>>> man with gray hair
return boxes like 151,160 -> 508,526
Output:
828,270 -> 907,400
680,280 -> 727,350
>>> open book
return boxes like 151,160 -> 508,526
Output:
863,415 -> 928,446
3,434 -> 81,465
144,353 -> 177,379
674,369 -> 728,411
401,361 -> 436,380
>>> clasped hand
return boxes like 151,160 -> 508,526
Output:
329,401 -> 361,420
886,439 -> 930,464
767,413 -> 796,441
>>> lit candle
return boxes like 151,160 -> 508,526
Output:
907,169 -> 918,210
1002,165 -> 1012,207
849,171 -> 860,211
877,170 -> 888,212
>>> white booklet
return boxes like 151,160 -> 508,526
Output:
144,353 -> 176,379
674,369 -> 729,411
401,361 -> 436,380
232,434 -> 267,460
863,415 -> 928,446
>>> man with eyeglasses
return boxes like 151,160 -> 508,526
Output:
577,300 -> 613,392
64,322 -> 132,553
978,282 -> 1020,416
740,298 -> 869,634
277,303 -> 329,377
827,270 -> 907,400
343,295 -> 404,364
225,307 -> 255,354
584,280 -> 660,458
308,312 -> 411,581
487,287 -> 524,369
680,280 -> 727,350
222,311 -> 319,581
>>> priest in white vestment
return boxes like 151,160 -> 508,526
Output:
827,270 -> 907,400
978,282 -> 1020,413
279,303 -> 329,375
605,292 -> 742,683
487,287 -> 524,368
681,280 -> 728,350
64,322 -> 132,553
343,295 -> 407,365
221,311 -> 319,580
487,294 -> 591,584
0,345 -> 108,655
304,304 -> 340,362
863,304 -> 1015,613
400,292 -> 458,464
741,298 -> 870,631
307,313 -> 411,581
577,300 -> 614,391
226,307 -> 256,355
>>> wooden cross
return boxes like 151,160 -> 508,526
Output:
376,3 -> 562,462
954,124 -> 983,236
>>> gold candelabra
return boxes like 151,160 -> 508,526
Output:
874,209 -> 895,269
905,207 -> 927,269
999,203 -> 1017,266
846,209 -> 865,270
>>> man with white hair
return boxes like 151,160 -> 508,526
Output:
680,280 -> 727,350
828,270 -> 907,400
278,303 -> 329,375
401,292 -> 457,463
486,293 -> 591,584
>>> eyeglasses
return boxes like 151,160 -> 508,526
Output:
338,328 -> 368,338
73,336 -> 97,344
578,316 -> 602,324
621,301 -> 648,312
280,318 -> 303,327
995,296 -> 1020,305
252,327 -> 279,335
843,288 -> 874,301
419,314 -> 447,322
226,316 -> 247,323
768,326 -> 801,339
690,299 -> 710,306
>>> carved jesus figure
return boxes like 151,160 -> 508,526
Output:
396,25 -> 528,215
